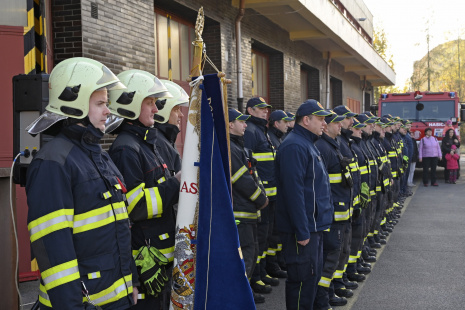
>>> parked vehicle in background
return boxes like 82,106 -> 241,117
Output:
374,91 -> 465,143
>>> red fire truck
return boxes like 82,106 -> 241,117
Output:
376,91 -> 465,142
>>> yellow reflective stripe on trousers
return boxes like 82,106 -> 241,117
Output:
376,186 -> 381,192
232,165 -> 248,184
391,171 -> 398,177
39,283 -> 52,307
126,183 -> 145,214
370,190 -> 376,196
318,277 -> 331,287
318,276 -> 332,288
234,211 -> 258,220
329,173 -> 342,183
250,187 -> 261,201
334,209 -> 350,221
333,270 -> 344,279
348,255 -> 357,263
252,152 -> 274,161
359,165 -> 368,174
265,187 -> 277,196
353,195 -> 360,205
369,160 -> 377,166
41,259 -> 80,291
388,151 -> 397,157
28,209 -> 74,242
144,187 -> 163,219
83,275 -> 133,306
383,178 -> 390,187
73,202 -> 128,234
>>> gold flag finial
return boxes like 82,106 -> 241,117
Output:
195,7 -> 204,42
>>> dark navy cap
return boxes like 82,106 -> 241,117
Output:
325,110 -> 345,123
270,110 -> 294,122
353,118 -> 367,129
285,111 -> 295,119
362,111 -> 380,120
246,97 -> 271,109
380,117 -> 395,126
333,105 -> 358,117
356,114 -> 376,124
296,99 -> 334,117
228,108 -> 250,122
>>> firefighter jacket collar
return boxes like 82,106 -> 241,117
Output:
352,135 -> 362,144
230,133 -> 245,147
269,126 -> 285,139
385,131 -> 393,140
341,127 -> 353,140
361,131 -> 372,141
156,122 -> 180,145
293,123 -> 320,143
247,115 -> 268,129
321,132 -> 339,149
120,122 -> 158,145
62,124 -> 103,153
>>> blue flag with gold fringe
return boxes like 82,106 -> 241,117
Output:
193,74 -> 255,309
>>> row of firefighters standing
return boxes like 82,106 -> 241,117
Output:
230,96 -> 415,309
24,56 -> 414,310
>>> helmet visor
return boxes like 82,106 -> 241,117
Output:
26,111 -> 68,135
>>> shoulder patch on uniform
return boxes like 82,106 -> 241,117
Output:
34,136 -> 74,166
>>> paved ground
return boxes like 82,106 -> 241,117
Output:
20,158 -> 465,309
257,157 -> 465,310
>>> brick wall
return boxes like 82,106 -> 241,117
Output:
50,0 -> 366,115
52,1 -> 83,64
81,0 -> 155,74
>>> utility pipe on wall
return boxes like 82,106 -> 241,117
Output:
326,52 -> 331,109
235,0 -> 245,112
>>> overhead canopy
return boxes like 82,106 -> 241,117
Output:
233,0 -> 396,86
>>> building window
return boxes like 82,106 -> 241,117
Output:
154,10 -> 195,86
252,50 -> 269,102
330,76 -> 343,108
301,65 -> 320,103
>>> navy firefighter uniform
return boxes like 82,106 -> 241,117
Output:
276,100 -> 333,310
26,125 -> 138,310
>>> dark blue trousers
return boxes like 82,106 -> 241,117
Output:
281,231 -> 324,310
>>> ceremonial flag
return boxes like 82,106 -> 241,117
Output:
194,74 -> 254,309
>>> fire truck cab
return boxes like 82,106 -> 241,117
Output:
376,91 -> 465,143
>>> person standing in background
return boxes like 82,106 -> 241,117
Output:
418,128 -> 442,187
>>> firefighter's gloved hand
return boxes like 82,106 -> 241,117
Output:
360,182 -> 370,208
135,245 -> 169,297
403,155 -> 409,163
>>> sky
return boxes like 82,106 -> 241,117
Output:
363,0 -> 465,89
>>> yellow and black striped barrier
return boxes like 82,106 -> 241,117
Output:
24,0 -> 47,75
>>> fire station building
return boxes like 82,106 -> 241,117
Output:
0,0 -> 395,307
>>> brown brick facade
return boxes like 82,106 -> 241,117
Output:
51,0 -> 368,114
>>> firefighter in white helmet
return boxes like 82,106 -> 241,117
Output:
107,70 -> 181,310
153,80 -> 189,174
25,57 -> 139,309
